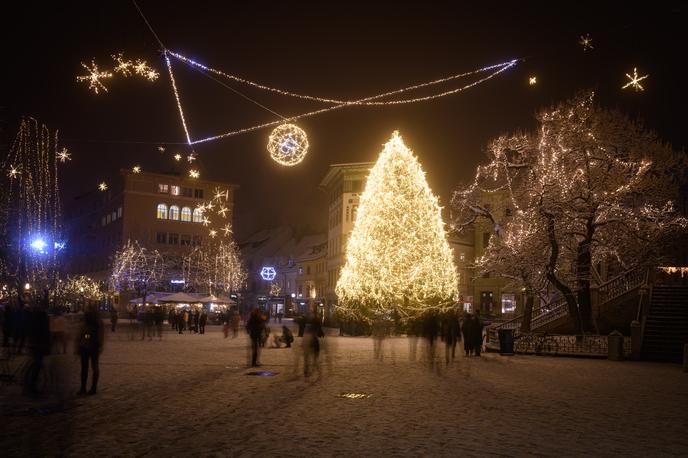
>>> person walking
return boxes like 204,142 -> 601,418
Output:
76,304 -> 104,395
169,308 -> 177,331
461,313 -> 475,357
154,306 -> 164,339
245,308 -> 265,367
473,310 -> 484,357
199,310 -> 207,335
110,307 -> 118,333
442,309 -> 461,364
231,309 -> 240,338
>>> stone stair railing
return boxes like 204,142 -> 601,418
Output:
487,265 -> 647,346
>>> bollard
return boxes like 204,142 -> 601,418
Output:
608,330 -> 624,361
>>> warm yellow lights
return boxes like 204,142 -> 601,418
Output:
622,67 -> 648,91
221,224 -> 232,236
174,153 -> 182,161
133,59 -> 159,81
336,131 -> 458,322
157,145 -> 165,153
57,148 -> 71,162
132,165 -> 141,173
76,60 -> 113,94
209,229 -> 217,238
187,153 -> 196,163
579,34 -> 593,51
529,76 -> 537,85
8,165 -> 20,179
98,182 -> 108,191
189,169 -> 200,178
267,123 -> 309,166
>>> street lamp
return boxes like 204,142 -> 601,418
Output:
24,282 -> 31,291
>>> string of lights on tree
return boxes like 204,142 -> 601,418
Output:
336,132 -> 458,322
0,117 -> 65,290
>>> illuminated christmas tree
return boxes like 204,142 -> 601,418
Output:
336,132 -> 458,322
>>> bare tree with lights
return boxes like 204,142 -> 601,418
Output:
182,238 -> 246,295
110,240 -> 166,307
452,92 -> 687,333
336,132 -> 458,323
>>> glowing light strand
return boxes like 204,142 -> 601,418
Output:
175,60 -> 518,145
164,51 -> 192,144
622,68 -> 648,91
76,60 -> 113,94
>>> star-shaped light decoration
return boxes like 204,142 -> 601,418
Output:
217,206 -> 229,218
174,153 -> 182,161
579,34 -> 593,51
205,201 -> 214,211
157,146 -> 165,153
132,165 -> 141,173
202,216 -> 211,227
221,224 -> 233,236
528,76 -> 537,85
209,229 -> 217,238
76,60 -> 113,94
8,165 -> 20,179
189,169 -> 200,179
133,59 -> 159,81
622,68 -> 649,91
98,182 -> 108,191
112,52 -> 133,76
187,153 -> 196,163
57,148 -> 71,162
213,188 -> 229,201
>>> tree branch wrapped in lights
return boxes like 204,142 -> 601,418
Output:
336,132 -> 458,323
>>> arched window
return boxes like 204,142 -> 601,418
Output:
169,205 -> 180,220
192,207 -> 203,223
181,207 -> 192,222
156,203 -> 168,219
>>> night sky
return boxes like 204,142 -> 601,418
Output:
4,1 -> 687,239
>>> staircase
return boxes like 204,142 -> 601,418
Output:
642,286 -> 688,362
487,266 -> 647,350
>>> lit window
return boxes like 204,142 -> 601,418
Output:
112,211 -> 117,221
169,205 -> 180,220
501,294 -> 517,314
170,185 -> 180,196
158,184 -> 169,194
192,207 -> 203,223
156,203 -> 168,219
181,207 -> 192,222
460,253 -> 465,262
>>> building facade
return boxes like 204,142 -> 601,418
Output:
64,169 -> 238,282
319,162 -> 374,312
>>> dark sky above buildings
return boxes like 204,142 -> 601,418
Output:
4,1 -> 687,239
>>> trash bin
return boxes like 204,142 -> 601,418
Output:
498,329 -> 515,355
608,330 -> 624,361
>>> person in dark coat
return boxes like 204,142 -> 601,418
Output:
199,310 -> 207,334
110,307 -> 118,332
461,313 -> 475,357
169,308 -> 177,331
282,326 -> 294,348
76,304 -> 104,395
473,310 -> 484,357
28,298 -> 51,394
442,309 -> 461,363
154,306 -> 164,339
297,314 -> 306,337
246,308 -> 266,366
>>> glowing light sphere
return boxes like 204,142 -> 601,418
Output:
267,123 -> 309,166
260,266 -> 277,281
30,238 -> 48,253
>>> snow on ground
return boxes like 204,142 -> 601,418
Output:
1,320 -> 687,457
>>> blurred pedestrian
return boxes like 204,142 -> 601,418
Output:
169,308 -> 177,331
461,313 -> 475,356
473,310 -> 484,357
154,306 -> 164,339
199,309 -> 207,334
27,297 -> 51,394
76,304 -> 104,395
246,308 -> 265,367
50,309 -> 68,354
231,309 -> 240,338
110,307 -> 118,332
442,309 -> 461,364
282,325 -> 294,348
303,313 -> 324,378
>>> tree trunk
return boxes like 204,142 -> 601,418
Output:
521,293 -> 534,333
575,218 -> 595,332
544,212 -> 583,334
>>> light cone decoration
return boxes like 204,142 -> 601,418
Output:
336,131 -> 458,322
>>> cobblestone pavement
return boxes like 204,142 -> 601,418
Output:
1,323 -> 687,457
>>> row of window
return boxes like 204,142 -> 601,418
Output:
158,184 -> 204,199
156,232 -> 202,246
102,207 -> 123,226
156,204 -> 204,222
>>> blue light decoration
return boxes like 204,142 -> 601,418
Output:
260,266 -> 276,281
170,279 -> 186,284
30,238 -> 48,253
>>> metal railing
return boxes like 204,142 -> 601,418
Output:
598,266 -> 647,304
512,333 -> 632,357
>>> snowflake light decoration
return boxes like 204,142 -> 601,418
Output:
133,59 -> 159,81
132,165 -> 141,173
260,266 -> 277,281
98,182 -> 108,191
187,153 -> 196,163
174,153 -> 182,161
157,145 -> 166,153
8,165 -> 20,179
622,68 -> 649,91
112,52 -> 134,76
579,34 -> 594,51
76,60 -> 113,94
529,76 -> 537,85
189,169 -> 200,178
267,123 -> 309,166
57,148 -> 71,162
